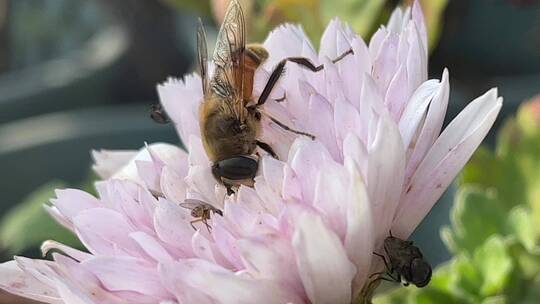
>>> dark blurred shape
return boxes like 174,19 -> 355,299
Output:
430,0 -> 540,138
508,0 -> 540,7
96,0 -> 194,102
432,0 -> 540,76
0,1 -> 8,73
0,104 -> 178,221
0,0 -> 195,124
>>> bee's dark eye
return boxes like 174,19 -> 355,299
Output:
213,156 -> 258,181
410,258 -> 432,288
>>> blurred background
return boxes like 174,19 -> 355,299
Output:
0,0 -> 539,303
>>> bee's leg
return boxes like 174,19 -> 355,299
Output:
256,48 -> 353,106
256,140 -> 278,159
265,114 -> 315,140
274,93 -> 286,102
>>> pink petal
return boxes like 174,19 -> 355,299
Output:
372,31 -> 399,94
52,254 -> 125,304
289,138 -> 333,203
158,262 -> 214,304
343,133 -> 368,181
130,232 -> 174,264
398,79 -> 440,149
385,64 -> 409,121
394,89 -> 502,237
387,7 -> 404,33
41,241 -> 91,261
136,160 -> 162,192
412,0 -> 428,55
263,24 -> 315,68
313,159 -> 348,238
253,68 -> 285,101
211,220 -> 244,269
359,75 -> 384,143
238,235 -> 304,296
334,95 -> 362,151
367,111 -> 405,245
157,75 -> 202,144
153,198 -> 195,256
307,93 -> 340,159
82,256 -> 170,298
236,185 -> 266,213
343,159 -> 374,296
0,260 -> 61,303
44,205 -> 72,230
50,189 -> 100,223
72,208 -> 141,257
292,212 -> 355,304
160,166 -> 187,204
406,22 -> 428,90
260,156 -> 285,194
404,69 -> 450,182
368,28 -> 386,63
107,180 -> 155,234
91,149 -> 137,179
320,18 -> 351,61
167,259 -> 303,304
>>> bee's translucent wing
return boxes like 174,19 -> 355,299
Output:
211,0 -> 246,121
197,18 -> 209,95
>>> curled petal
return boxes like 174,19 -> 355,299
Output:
394,89 -> 502,237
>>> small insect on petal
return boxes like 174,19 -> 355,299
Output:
150,104 -> 171,124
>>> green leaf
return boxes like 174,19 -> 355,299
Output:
446,187 -> 506,254
521,275 -> 540,304
473,236 -> 513,297
373,287 -> 412,304
459,146 -> 525,211
506,206 -> 536,251
320,0 -> 385,38
413,289 -> 459,304
481,296 -> 508,304
449,255 -> 482,301
0,182 -> 81,254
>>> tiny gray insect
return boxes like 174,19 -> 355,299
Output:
179,199 -> 223,232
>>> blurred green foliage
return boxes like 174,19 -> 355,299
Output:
0,175 -> 98,257
161,0 -> 447,50
375,96 -> 540,303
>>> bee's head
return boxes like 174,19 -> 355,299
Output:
212,155 -> 259,184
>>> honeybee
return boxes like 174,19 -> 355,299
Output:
370,232 -> 432,288
180,199 -> 223,231
197,0 -> 353,194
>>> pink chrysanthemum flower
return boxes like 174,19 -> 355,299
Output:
0,2 -> 501,303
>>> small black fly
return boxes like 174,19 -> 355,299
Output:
150,104 -> 170,124
370,232 -> 432,288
